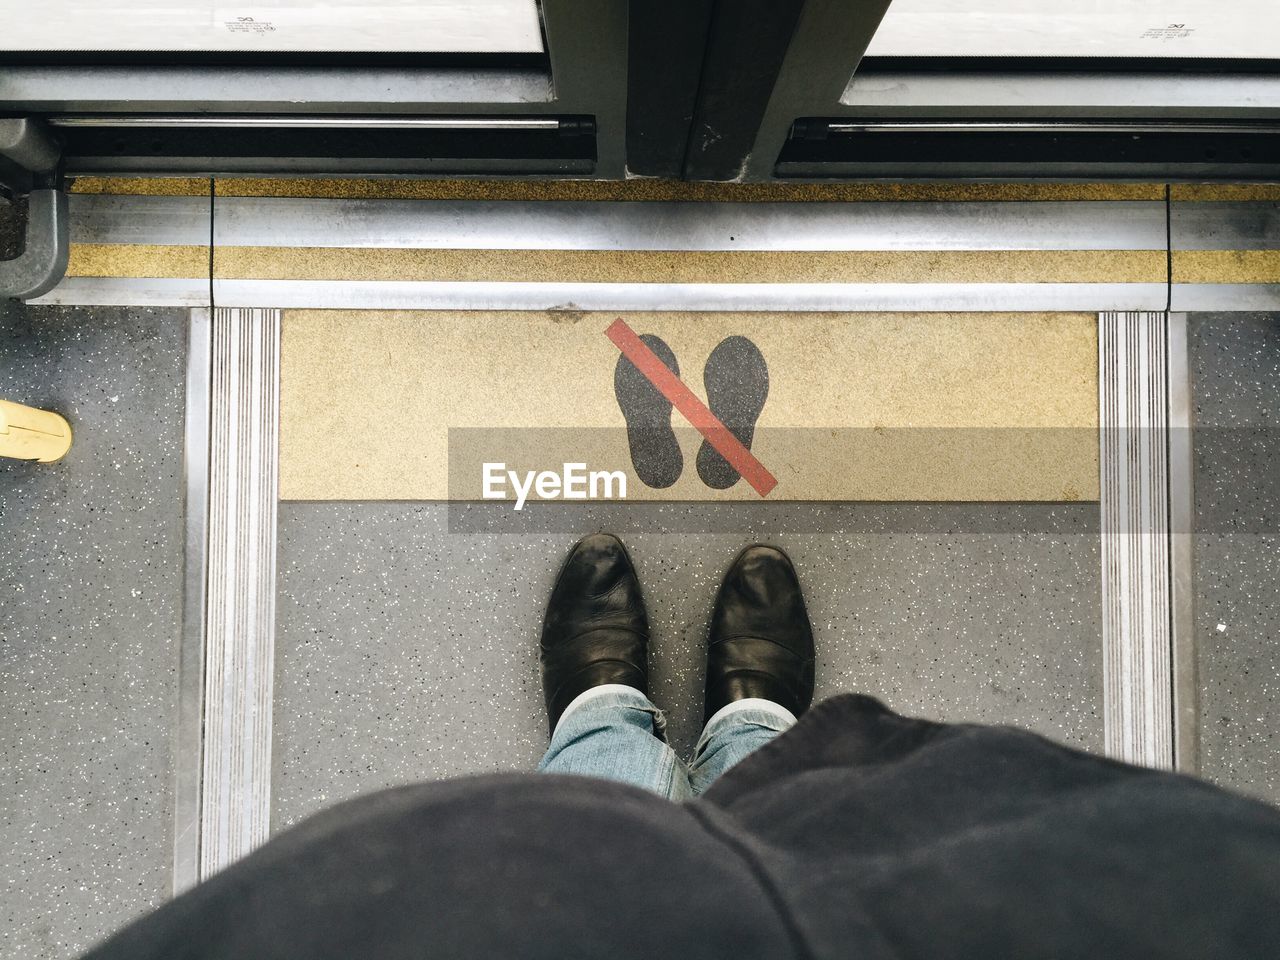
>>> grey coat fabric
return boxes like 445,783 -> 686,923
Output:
86,694 -> 1280,960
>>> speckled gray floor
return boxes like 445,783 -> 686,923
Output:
1190,313 -> 1280,806
273,501 -> 1102,829
0,195 -> 25,260
1,302 -> 186,959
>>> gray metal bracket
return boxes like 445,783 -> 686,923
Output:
0,118 -> 68,301
0,117 -> 61,184
0,188 -> 70,300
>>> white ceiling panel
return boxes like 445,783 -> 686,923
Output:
866,1 -> 1279,59
1,1 -> 544,54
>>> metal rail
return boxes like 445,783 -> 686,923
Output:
48,115 -> 562,130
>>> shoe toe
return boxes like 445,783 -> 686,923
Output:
540,533 -> 650,731
554,534 -> 634,601
729,545 -> 797,607
706,544 -> 814,722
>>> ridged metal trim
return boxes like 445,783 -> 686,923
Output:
28,276 -> 211,306
67,193 -> 212,246
35,275 -> 1269,314
212,198 -> 1168,251
48,275 -> 1280,313
1170,201 -> 1280,251
50,116 -> 560,130
828,122 -> 1280,135
199,307 -> 281,879
1099,310 -> 1174,769
174,307 -> 211,893
1169,283 -> 1280,311
1167,313 -> 1199,774
212,279 -> 1168,312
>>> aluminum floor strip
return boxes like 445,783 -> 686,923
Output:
174,308 -> 210,893
29,191 -> 212,307
24,187 -> 1277,312
212,279 -> 1169,312
196,307 -> 281,881
1099,310 -> 1175,769
212,198 -> 1168,251
1171,200 -> 1280,312
1167,313 -> 1199,774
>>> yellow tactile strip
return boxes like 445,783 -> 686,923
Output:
212,179 -> 1163,202
66,244 -> 209,279
66,177 -> 1280,204
70,177 -> 212,197
1172,250 -> 1280,283
280,309 -> 1099,503
1169,184 -> 1280,202
69,176 -> 1165,202
214,247 -> 1165,284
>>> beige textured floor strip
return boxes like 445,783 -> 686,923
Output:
69,176 -> 1278,204
1169,184 -> 1280,202
215,179 -> 1161,201
280,309 -> 1098,502
1172,250 -> 1280,283
216,247 -> 1164,284
67,243 -> 210,279
70,177 -> 211,196
68,175 -> 1163,202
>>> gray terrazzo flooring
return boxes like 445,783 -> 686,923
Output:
272,500 -> 1102,829
1190,313 -> 1280,806
1,303 -> 186,959
0,195 -> 25,260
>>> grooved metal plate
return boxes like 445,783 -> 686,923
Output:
1099,311 -> 1174,769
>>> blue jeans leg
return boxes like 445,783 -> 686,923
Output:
688,698 -> 796,797
537,685 -> 693,801
537,688 -> 797,801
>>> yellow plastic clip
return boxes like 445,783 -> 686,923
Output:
0,398 -> 73,463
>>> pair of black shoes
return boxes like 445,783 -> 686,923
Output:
540,534 -> 816,733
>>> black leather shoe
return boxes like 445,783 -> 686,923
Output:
540,533 -> 650,733
705,545 -> 815,724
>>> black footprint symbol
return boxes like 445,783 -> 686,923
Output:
614,334 -> 683,489
697,336 -> 769,489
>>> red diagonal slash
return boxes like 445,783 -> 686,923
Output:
605,317 -> 777,498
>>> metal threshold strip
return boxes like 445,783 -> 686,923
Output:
27,191 -> 1280,313
825,121 -> 1280,135
47,115 -> 563,130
